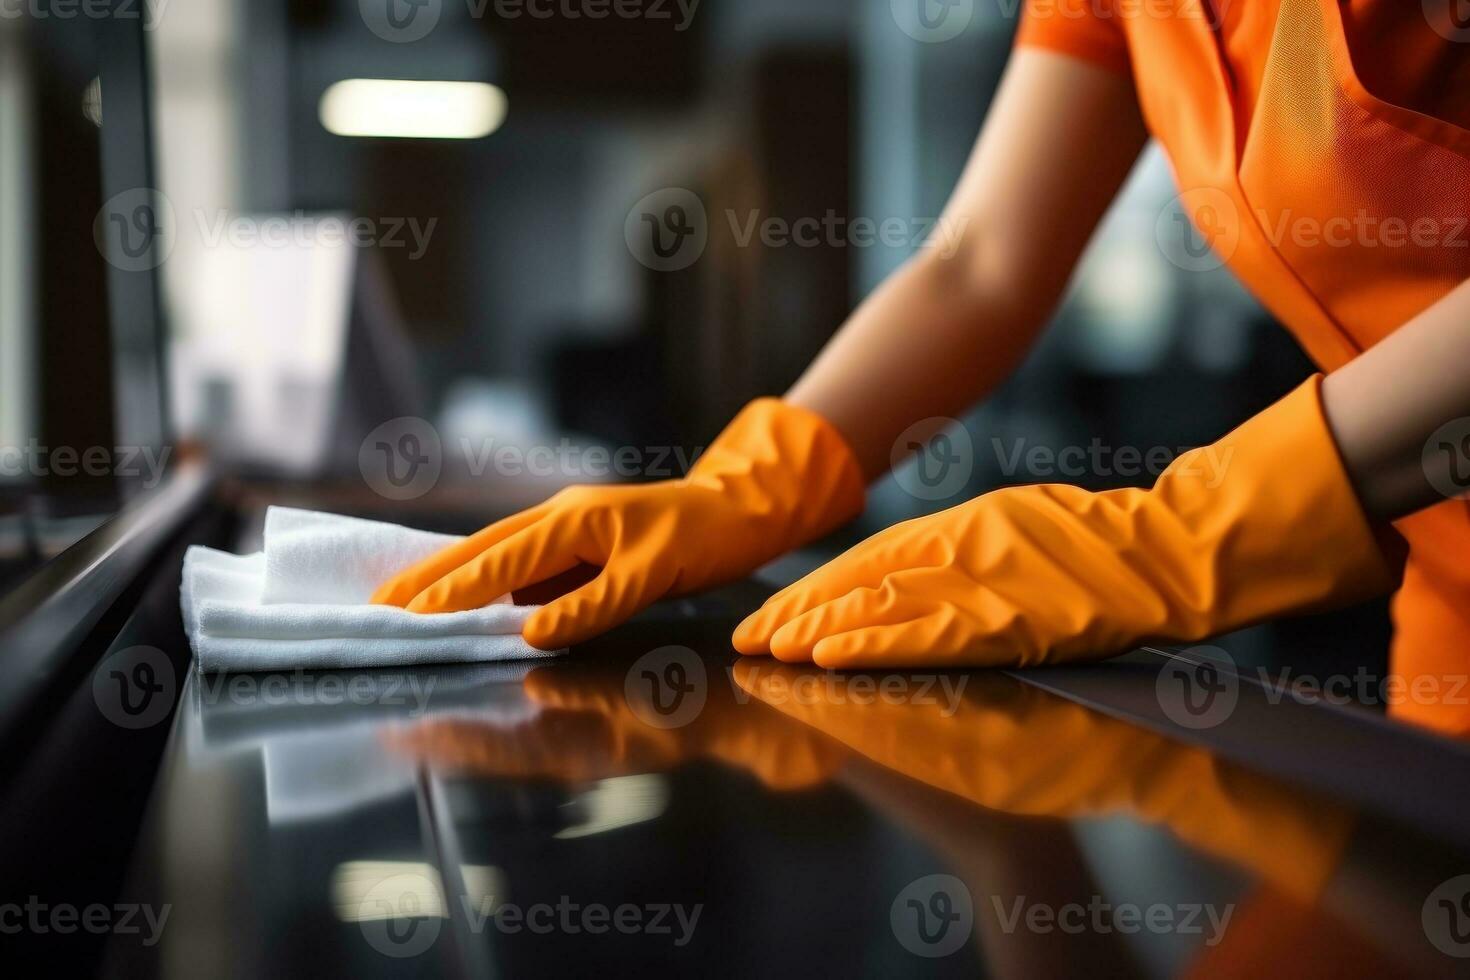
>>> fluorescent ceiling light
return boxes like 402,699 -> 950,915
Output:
319,79 -> 507,139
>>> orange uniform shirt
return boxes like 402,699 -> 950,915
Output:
1017,0 -> 1470,734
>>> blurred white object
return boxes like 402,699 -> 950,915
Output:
319,79 -> 507,140
437,377 -> 554,453
169,213 -> 356,472
0,33 -> 35,464
1073,231 -> 1176,374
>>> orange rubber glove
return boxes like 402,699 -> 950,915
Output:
372,399 -> 865,650
734,376 -> 1399,668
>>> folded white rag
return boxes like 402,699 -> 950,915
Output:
182,507 -> 562,673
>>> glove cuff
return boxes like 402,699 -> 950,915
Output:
692,398 -> 867,547
1155,374 -> 1401,632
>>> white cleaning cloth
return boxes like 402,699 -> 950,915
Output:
182,507 -> 562,673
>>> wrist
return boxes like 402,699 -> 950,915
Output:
695,398 -> 867,540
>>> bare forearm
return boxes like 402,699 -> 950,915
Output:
1324,277 -> 1470,521
786,49 -> 1147,480
785,251 -> 1055,479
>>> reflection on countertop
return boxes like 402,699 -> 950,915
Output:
106,640 -> 1470,979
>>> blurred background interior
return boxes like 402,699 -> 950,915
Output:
1,0 -> 1389,684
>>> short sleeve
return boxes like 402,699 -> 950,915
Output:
1014,0 -> 1132,77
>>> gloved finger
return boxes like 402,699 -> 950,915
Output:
810,611 -> 968,670
767,580 -> 914,662
733,565 -> 863,655
405,515 -> 588,614
371,504 -> 550,606
745,514 -> 942,639
523,560 -> 670,650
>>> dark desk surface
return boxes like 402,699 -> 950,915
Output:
10,491 -> 1439,978
95,572 -> 1470,979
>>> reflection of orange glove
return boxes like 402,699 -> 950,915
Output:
733,662 -> 1354,901
373,400 -> 865,650
736,377 -> 1397,667
385,665 -> 846,790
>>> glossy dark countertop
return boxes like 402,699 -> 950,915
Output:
96,571 -> 1470,980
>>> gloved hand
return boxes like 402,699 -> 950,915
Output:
734,376 -> 1399,667
372,399 -> 865,650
